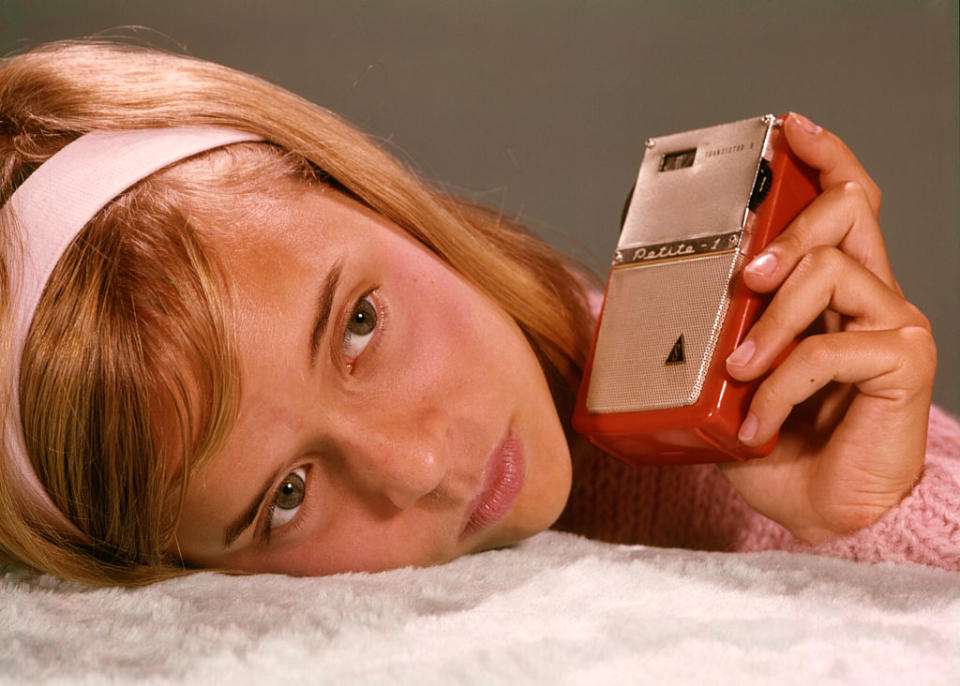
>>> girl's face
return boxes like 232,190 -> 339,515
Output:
174,185 -> 572,575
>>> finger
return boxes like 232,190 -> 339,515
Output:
727,247 -> 926,381
782,112 -> 882,217
736,326 -> 936,447
742,181 -> 899,293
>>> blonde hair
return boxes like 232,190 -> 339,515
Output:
0,39 -> 597,585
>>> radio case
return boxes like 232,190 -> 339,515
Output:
573,114 -> 819,465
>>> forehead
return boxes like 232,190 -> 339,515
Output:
201,184 -> 412,286
204,183 -> 343,253
207,186 -> 393,331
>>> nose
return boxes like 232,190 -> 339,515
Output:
344,410 -> 449,510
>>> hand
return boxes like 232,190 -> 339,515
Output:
719,112 -> 936,544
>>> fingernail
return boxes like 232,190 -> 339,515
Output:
789,112 -> 822,135
746,252 -> 777,277
738,413 -> 758,443
726,339 -> 755,367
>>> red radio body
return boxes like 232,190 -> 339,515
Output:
573,114 -> 819,465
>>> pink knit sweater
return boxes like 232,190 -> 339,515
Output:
555,405 -> 960,571
555,292 -> 960,571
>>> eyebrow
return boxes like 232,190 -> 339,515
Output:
223,478 -> 274,548
222,261 -> 343,549
310,260 -> 343,367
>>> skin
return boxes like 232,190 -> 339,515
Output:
174,184 -> 572,575
721,113 -> 936,543
174,112 -> 936,574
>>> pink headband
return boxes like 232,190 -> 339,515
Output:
1,126 -> 263,538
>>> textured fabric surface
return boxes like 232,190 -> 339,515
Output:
784,405 -> 960,567
2,532 -> 957,685
558,406 -> 960,571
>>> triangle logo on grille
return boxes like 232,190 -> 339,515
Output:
665,334 -> 685,365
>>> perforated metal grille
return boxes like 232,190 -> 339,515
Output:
586,252 -> 739,413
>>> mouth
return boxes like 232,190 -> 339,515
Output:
460,433 -> 526,540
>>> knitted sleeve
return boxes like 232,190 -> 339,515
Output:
770,405 -> 960,570
555,406 -> 960,571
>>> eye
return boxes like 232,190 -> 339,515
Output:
343,294 -> 378,364
267,468 -> 307,530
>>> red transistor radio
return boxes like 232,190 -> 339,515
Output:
573,114 -> 819,465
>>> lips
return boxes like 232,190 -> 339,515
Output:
460,434 -> 526,539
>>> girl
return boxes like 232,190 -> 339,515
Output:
1,40 -> 957,585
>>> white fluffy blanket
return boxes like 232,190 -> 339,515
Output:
2,531 -> 957,685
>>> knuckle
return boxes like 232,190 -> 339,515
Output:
901,302 -> 932,331
798,245 -> 843,276
839,180 -> 868,204
794,335 -> 831,367
773,229 -> 806,259
839,181 -> 873,216
896,325 -> 938,371
793,250 -> 817,276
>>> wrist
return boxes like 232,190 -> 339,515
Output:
789,481 -> 921,545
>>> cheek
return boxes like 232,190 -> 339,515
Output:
323,516 -> 453,572
388,255 -> 504,378
253,508 -> 455,576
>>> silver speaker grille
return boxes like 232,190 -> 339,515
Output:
586,252 -> 740,413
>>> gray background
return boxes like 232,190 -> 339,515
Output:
2,0 -> 957,414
